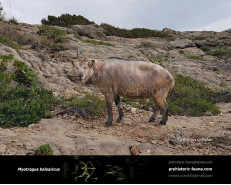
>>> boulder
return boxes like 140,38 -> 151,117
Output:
63,90 -> 79,99
162,28 -> 175,35
71,24 -> 108,41
53,26 -> 74,34
0,144 -> 7,153
217,103 -> 231,114
170,39 -> 195,49
181,47 -> 205,56
169,129 -> 188,146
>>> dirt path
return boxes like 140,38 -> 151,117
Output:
0,104 -> 230,155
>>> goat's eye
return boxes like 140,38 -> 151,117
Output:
76,67 -> 79,70
84,67 -> 87,69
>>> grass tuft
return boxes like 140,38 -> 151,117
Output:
34,144 -> 53,155
187,56 -> 205,61
63,92 -> 106,118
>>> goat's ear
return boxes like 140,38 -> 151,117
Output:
85,51 -> 90,59
88,60 -> 95,68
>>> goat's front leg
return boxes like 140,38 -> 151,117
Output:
104,91 -> 114,127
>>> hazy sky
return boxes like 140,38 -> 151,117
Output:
1,0 -> 231,31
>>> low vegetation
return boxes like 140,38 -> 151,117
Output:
165,36 -> 175,42
200,45 -> 211,52
207,49 -> 231,58
34,144 -> 53,155
0,23 -> 40,50
187,55 -> 205,61
0,54 -> 56,128
41,14 -> 95,27
101,23 -> 168,38
63,92 -> 106,118
75,35 -> 114,46
147,56 -> 164,65
167,74 -> 221,116
37,26 -> 66,43
0,34 -> 19,50
190,36 -> 215,40
136,42 -> 155,49
41,14 -> 169,39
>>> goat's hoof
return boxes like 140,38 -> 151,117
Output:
104,121 -> 113,127
159,121 -> 166,125
116,117 -> 123,123
149,117 -> 155,122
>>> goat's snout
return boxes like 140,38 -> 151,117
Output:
78,73 -> 83,78
78,73 -> 84,81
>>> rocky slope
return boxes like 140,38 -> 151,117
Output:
0,23 -> 230,155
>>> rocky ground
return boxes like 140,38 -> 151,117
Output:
0,104 -> 230,155
0,23 -> 230,155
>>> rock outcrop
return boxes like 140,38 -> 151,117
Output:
71,24 -> 108,41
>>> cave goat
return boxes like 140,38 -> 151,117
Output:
71,51 -> 175,127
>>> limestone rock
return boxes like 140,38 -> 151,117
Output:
169,129 -> 188,146
170,39 -> 195,48
162,28 -> 175,35
205,111 -> 213,116
71,24 -> 108,41
217,103 -> 231,114
0,144 -> 7,153
131,107 -> 137,114
181,47 -> 204,56
63,90 -> 79,99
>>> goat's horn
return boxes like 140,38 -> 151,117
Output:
85,51 -> 90,59
77,49 -> 79,58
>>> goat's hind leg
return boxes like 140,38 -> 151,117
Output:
114,95 -> 124,123
149,105 -> 158,122
160,102 -> 168,125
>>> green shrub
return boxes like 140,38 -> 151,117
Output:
37,26 -> 66,43
167,101 -> 183,115
0,54 -> 56,128
0,54 -> 14,72
0,24 -> 38,47
147,56 -> 164,65
207,49 -> 231,58
41,14 -> 94,27
0,86 -> 55,128
82,39 -> 114,46
187,55 -> 205,61
200,45 -> 211,52
65,92 -> 106,117
0,35 -> 19,50
101,23 -> 168,38
35,144 -> 53,155
218,36 -> 231,40
167,74 -> 221,116
13,60 -> 38,87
